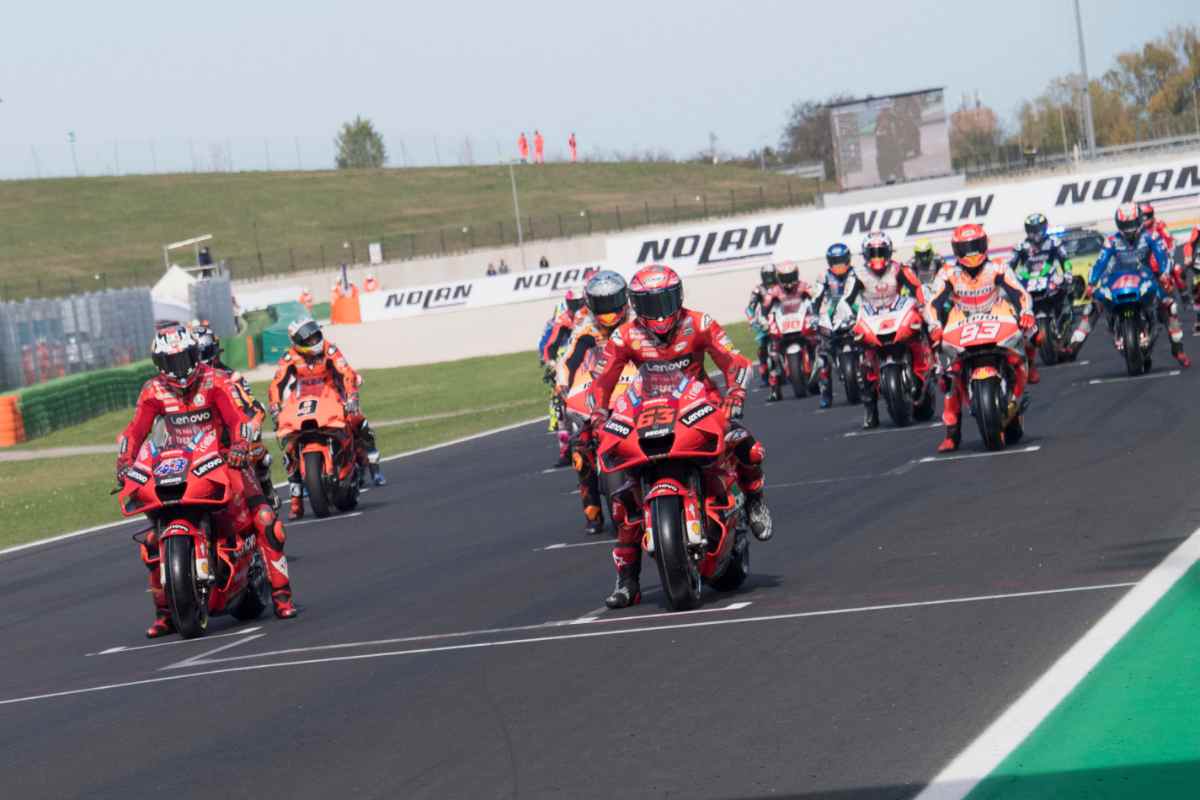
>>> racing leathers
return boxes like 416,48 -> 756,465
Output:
1007,235 -> 1072,379
812,269 -> 860,405
554,309 -> 616,534
1184,226 -> 1200,331
540,300 -> 577,436
1068,231 -> 1189,365
926,262 -> 1034,450
745,282 -> 775,384
760,280 -> 816,399
843,261 -> 935,428
118,365 -> 296,633
587,310 -> 768,604
268,340 -> 381,517
213,358 -> 277,508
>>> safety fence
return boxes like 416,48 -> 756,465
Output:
8,359 -> 157,443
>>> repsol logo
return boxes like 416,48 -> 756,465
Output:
167,409 -> 212,426
383,283 -> 472,310
513,266 -> 601,292
644,357 -> 693,372
636,224 -> 783,266
842,195 -> 994,237
680,404 -> 715,426
1054,164 -> 1200,206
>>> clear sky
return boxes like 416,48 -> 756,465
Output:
0,0 -> 1195,176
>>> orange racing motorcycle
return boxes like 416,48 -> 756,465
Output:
275,379 -> 359,517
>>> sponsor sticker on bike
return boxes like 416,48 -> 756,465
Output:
680,404 -> 716,426
603,418 -> 633,438
125,468 -> 149,485
192,455 -> 224,477
154,457 -> 189,477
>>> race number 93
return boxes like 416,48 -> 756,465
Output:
959,320 -> 1001,345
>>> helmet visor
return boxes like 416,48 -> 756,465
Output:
778,269 -> 799,288
566,296 -> 585,313
1117,217 -> 1142,241
586,286 -> 628,317
630,283 -> 683,321
1025,221 -> 1047,242
153,348 -> 198,385
292,320 -> 323,352
952,236 -> 989,268
864,244 -> 892,264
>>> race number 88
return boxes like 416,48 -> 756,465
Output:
959,321 -> 1001,345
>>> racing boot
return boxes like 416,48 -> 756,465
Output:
288,481 -> 304,520
583,503 -> 605,536
605,563 -> 641,609
1028,365 -> 1041,384
146,610 -> 175,639
1172,341 -> 1191,368
937,424 -> 961,453
746,491 -> 773,542
863,395 -> 879,429
272,589 -> 299,619
144,557 -> 176,639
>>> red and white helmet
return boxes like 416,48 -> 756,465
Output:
951,223 -> 989,272
1138,202 -> 1156,224
1115,203 -> 1143,243
861,231 -> 894,274
151,324 -> 202,393
629,265 -> 683,337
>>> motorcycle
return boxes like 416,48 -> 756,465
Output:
854,295 -> 935,427
562,346 -> 636,532
767,294 -> 821,400
275,379 -> 359,518
118,431 -> 272,639
1094,251 -> 1161,377
1017,262 -> 1074,366
596,366 -> 751,611
940,300 -> 1027,451
817,297 -> 862,405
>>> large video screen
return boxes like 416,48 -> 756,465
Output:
829,89 -> 950,190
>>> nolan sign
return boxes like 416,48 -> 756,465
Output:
633,223 -> 783,268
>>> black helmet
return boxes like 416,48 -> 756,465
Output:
191,323 -> 221,365
151,325 -> 202,393
1024,213 -> 1048,244
777,262 -> 800,290
583,270 -> 629,329
760,264 -> 777,286
288,318 -> 324,356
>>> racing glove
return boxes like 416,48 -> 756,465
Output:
268,402 -> 282,422
721,390 -> 745,420
542,365 -> 556,385
226,443 -> 250,469
589,407 -> 610,433
1019,312 -> 1037,334
115,461 -> 131,486
344,395 -> 361,415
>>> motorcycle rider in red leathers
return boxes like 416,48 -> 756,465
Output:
926,224 -> 1037,453
118,326 -> 298,637
845,231 -> 936,429
587,265 -> 773,609
760,261 -> 816,402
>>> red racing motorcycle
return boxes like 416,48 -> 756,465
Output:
596,366 -> 751,611
118,432 -> 272,638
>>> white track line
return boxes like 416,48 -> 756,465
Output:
918,445 -> 1041,463
87,626 -> 263,657
536,539 -> 616,551
162,633 -> 266,671
771,475 -> 872,490
844,423 -> 940,438
2,417 -> 547,559
0,582 -> 1133,707
289,511 -> 363,528
1088,370 -> 1180,385
914,529 -> 1200,800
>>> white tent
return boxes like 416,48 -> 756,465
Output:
151,265 -> 196,323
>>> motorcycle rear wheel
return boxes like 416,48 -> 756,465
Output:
881,364 -> 912,427
787,351 -> 807,398
333,477 -> 360,512
229,553 -> 271,621
1121,315 -> 1145,377
303,451 -> 332,518
709,532 -> 750,592
651,495 -> 702,611
971,376 -> 1007,451
1039,319 -> 1060,366
165,535 -> 209,639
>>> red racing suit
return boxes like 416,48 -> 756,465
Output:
760,282 -> 817,394
118,365 -> 293,617
587,310 -> 764,576
843,261 -> 935,403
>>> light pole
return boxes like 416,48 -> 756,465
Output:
68,130 -> 79,176
1073,0 -> 1097,157
508,161 -> 527,270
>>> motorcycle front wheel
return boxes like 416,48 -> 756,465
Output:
841,351 -> 862,405
786,350 -> 807,398
1038,314 -> 1059,366
651,494 -> 702,611
971,376 -> 1007,451
880,364 -> 912,427
165,535 -> 209,639
303,450 -> 332,518
1120,314 -> 1144,377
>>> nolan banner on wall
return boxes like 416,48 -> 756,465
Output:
607,153 -> 1200,270
358,261 -> 606,322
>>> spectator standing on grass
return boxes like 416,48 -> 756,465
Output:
534,130 -> 544,164
539,255 -> 550,268
499,259 -> 510,275
518,132 -> 529,163
568,132 -> 577,163
487,262 -> 498,276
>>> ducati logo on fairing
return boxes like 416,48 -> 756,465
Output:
680,404 -> 716,426
603,419 -> 633,438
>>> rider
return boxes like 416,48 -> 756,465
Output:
587,265 -> 772,609
1006,213 -> 1073,382
812,243 -> 859,408
539,290 -> 586,451
1185,224 -> 1200,332
927,224 -> 1037,452
761,261 -> 815,402
909,238 -> 945,286
117,326 -> 298,636
745,264 -> 778,385
190,323 -> 278,508
1140,202 -> 1176,253
841,231 -> 934,429
554,271 -> 630,535
268,318 -> 384,520
1067,204 -> 1190,367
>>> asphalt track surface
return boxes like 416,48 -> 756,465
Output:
2,330 -> 1199,800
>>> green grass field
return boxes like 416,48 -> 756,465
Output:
0,164 -> 817,299
0,322 -> 758,549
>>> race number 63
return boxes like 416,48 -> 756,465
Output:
959,321 -> 1001,345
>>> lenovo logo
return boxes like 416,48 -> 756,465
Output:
680,404 -> 716,426
644,357 -> 693,373
636,223 -> 782,266
167,409 -> 212,426
192,456 -> 224,477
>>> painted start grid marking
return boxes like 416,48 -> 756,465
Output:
0,582 -> 1135,707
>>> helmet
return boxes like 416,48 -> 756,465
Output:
629,265 -> 684,337
1115,203 -> 1143,244
912,238 -> 934,270
861,231 -> 893,274
776,261 -> 800,290
826,243 -> 852,277
151,325 -> 202,393
191,322 -> 221,365
951,223 -> 989,274
584,270 -> 629,330
564,289 -> 585,315
1139,202 -> 1155,224
760,264 -> 778,286
288,318 -> 324,357
1024,213 -> 1048,244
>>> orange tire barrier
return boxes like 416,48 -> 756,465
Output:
246,336 -> 257,370
0,395 -> 26,447
330,285 -> 362,325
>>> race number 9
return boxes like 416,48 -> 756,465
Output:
959,321 -> 1001,345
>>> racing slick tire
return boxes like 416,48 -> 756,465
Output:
1121,314 -> 1145,377
841,351 -> 862,405
164,534 -> 209,639
229,553 -> 271,621
709,531 -> 750,593
303,451 -> 332,518
880,364 -> 912,427
971,376 -> 1007,451
651,494 -> 702,611
786,351 -> 807,398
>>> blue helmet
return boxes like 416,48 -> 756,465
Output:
826,243 -> 852,276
